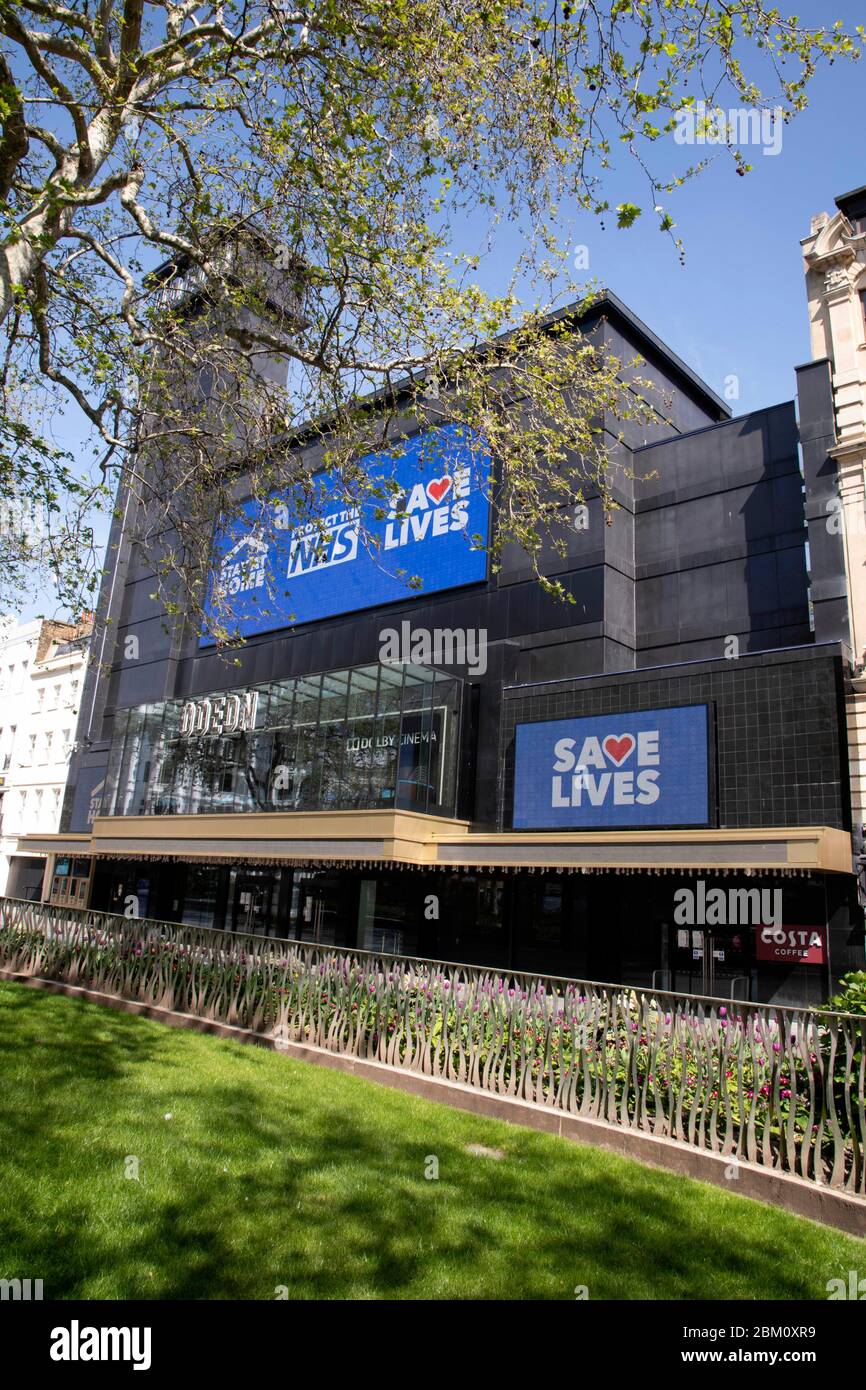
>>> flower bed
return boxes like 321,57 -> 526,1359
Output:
1,896 -> 864,1194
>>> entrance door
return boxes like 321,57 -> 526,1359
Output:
291,872 -> 357,948
232,872 -> 276,935
299,882 -> 325,943
672,928 -> 751,999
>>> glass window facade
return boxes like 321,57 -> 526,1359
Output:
101,662 -> 464,819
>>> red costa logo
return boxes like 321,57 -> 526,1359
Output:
755,926 -> 826,965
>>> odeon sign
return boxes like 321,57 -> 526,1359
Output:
179,690 -> 258,739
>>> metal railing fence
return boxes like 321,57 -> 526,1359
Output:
1,895 -> 863,1195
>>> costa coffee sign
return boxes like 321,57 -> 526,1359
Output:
179,690 -> 258,739
755,925 -> 826,965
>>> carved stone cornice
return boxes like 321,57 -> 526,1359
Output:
820,260 -> 857,297
830,434 -> 866,464
808,245 -> 857,273
803,210 -> 859,296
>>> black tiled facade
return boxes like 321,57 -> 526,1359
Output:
501,647 -> 850,833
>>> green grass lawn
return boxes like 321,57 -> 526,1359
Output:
1,979 -> 864,1300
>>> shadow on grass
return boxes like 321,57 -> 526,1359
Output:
0,982 -> 859,1300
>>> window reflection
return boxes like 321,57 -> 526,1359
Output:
103,662 -> 462,819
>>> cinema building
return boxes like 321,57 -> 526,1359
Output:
27,288 -> 866,1008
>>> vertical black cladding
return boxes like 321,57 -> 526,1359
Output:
632,402 -> 809,666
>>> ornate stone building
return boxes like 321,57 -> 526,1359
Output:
0,616 -> 91,898
802,184 -> 866,867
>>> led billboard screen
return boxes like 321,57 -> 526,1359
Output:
202,423 -> 490,643
513,704 -> 711,829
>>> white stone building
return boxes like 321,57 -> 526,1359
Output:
802,183 -> 866,861
0,616 -> 91,898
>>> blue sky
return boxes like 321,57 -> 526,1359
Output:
19,0 -> 866,619
535,0 -> 865,417
465,0 -> 866,420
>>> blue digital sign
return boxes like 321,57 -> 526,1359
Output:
202,423 -> 491,643
513,705 -> 710,829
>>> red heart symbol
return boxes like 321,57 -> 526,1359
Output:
603,734 -> 635,766
426,476 -> 453,505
